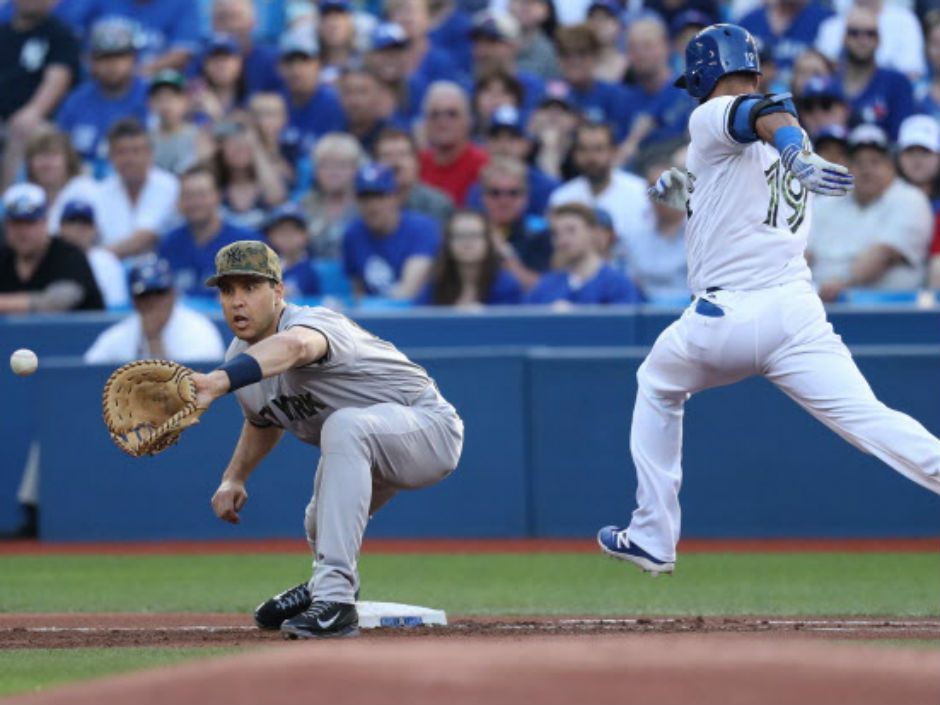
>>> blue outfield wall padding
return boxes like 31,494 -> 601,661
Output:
527,348 -> 940,538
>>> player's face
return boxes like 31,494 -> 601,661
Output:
218,276 -> 284,342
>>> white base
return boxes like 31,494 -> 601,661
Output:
354,601 -> 447,629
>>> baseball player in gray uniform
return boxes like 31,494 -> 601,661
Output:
191,241 -> 464,639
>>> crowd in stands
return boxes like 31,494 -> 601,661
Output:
3,0 -> 940,324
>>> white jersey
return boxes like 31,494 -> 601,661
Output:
684,95 -> 814,293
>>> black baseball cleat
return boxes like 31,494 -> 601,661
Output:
281,601 -> 359,639
254,582 -> 312,630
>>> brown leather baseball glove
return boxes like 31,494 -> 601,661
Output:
102,360 -> 205,457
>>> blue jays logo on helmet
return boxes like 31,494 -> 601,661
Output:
675,24 -> 761,99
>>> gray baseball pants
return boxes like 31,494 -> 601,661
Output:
303,385 -> 464,603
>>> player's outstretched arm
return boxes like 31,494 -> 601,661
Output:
212,420 -> 284,524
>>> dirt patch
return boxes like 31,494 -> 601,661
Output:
3,632 -> 939,705
1,613 -> 937,649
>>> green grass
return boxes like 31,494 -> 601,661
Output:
0,648 -> 238,697
2,552 -> 938,616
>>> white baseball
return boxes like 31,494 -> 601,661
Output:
10,349 -> 39,376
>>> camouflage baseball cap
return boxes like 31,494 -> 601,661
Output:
205,240 -> 282,287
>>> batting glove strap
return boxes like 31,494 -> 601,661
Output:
780,145 -> 855,197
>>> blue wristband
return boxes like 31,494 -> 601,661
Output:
218,353 -> 263,392
773,125 -> 804,169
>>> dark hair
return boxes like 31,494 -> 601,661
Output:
574,120 -> 616,148
555,24 -> 600,56
473,68 -> 524,107
374,126 -> 418,155
202,50 -> 248,106
180,163 -> 220,189
212,124 -> 257,187
430,210 -> 502,306
107,118 -> 149,145
550,202 -> 598,227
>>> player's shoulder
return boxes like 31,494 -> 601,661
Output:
689,95 -> 737,132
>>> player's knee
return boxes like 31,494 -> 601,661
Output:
321,408 -> 370,455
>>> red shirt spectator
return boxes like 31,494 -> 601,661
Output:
419,81 -> 488,205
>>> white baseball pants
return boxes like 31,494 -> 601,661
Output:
303,386 -> 463,603
626,279 -> 940,562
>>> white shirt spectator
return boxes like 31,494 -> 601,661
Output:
815,3 -> 926,78
96,167 -> 180,249
549,169 -> 654,260
84,302 -> 225,364
623,223 -> 689,302
47,175 -> 102,233
86,247 -> 130,309
809,178 -> 932,289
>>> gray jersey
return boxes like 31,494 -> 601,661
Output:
227,304 -> 435,446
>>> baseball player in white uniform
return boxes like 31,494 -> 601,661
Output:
190,241 -> 464,638
598,24 -> 940,574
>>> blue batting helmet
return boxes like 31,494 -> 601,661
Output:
675,24 -> 761,99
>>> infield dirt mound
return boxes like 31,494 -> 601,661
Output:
4,634 -> 940,705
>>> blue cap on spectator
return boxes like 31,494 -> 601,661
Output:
355,164 -> 398,195
129,256 -> 174,297
812,124 -> 848,148
488,105 -> 525,136
800,76 -> 845,103
669,10 -> 713,38
61,199 -> 96,224
539,80 -> 576,111
593,207 -> 614,230
469,10 -> 520,42
370,22 -> 410,51
279,31 -> 319,59
264,202 -> 308,231
90,17 -> 137,56
3,183 -> 46,222
587,1 -> 622,17
320,0 -> 352,13
206,32 -> 240,55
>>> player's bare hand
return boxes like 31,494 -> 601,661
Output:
781,148 -> 854,196
648,167 -> 688,211
191,371 -> 230,410
212,479 -> 248,524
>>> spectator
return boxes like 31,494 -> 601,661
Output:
468,9 -> 544,115
84,256 -> 225,363
212,117 -> 287,231
317,0 -> 358,86
836,6 -> 914,140
929,217 -> 940,288
796,76 -> 851,137
896,115 -> 940,214
158,165 -> 261,298
816,0 -> 926,80
528,82 -> 581,180
790,47 -> 834,96
549,122 -> 652,261
191,33 -> 248,125
472,69 -> 524,139
0,183 -> 104,313
0,0 -> 80,188
592,206 -> 617,262
56,17 -> 150,174
813,124 -> 851,166
508,0 -> 560,80
668,10 -> 713,76
527,203 -> 643,306
647,0 -> 718,29
416,209 -> 523,306
363,22 -> 424,123
262,203 -> 321,299
58,199 -> 130,309
554,23 -> 635,142
387,0 -> 465,86
210,0 -> 281,94
97,119 -> 180,258
149,70 -> 208,176
277,32 -> 346,152
809,124 -> 932,300
622,160 -> 689,302
68,0 -> 200,75
337,66 -> 399,155
480,156 -> 552,290
343,163 -> 440,299
586,0 -> 627,83
23,127 -> 100,232
617,15 -> 696,165
739,0 -> 833,90
375,127 -> 455,225
300,132 -> 362,259
419,81 -> 489,206
918,15 -> 940,120
466,105 -> 558,216
428,0 -> 474,71
247,92 -> 295,189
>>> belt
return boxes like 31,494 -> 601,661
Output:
690,286 -> 723,302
